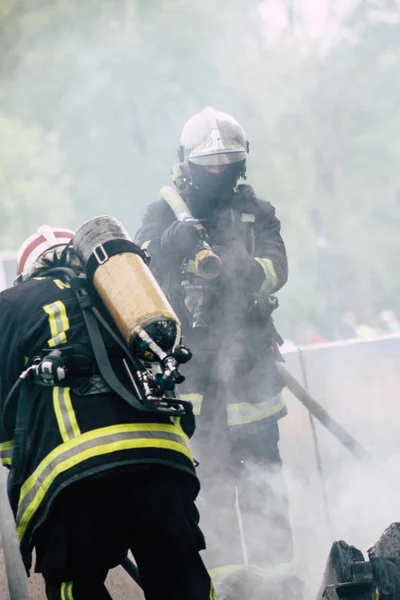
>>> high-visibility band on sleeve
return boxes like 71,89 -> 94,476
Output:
141,240 -> 151,250
16,422 -> 194,543
179,393 -> 203,416
227,394 -> 285,426
254,257 -> 278,293
43,301 -> 70,347
0,440 -> 14,466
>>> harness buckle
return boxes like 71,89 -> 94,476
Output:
93,244 -> 109,265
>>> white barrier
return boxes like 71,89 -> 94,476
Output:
279,334 -> 400,596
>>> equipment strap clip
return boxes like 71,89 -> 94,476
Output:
93,244 -> 109,265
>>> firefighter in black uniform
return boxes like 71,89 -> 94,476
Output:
135,107 -> 303,598
0,225 -> 214,600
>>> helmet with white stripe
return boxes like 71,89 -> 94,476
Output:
17,225 -> 75,280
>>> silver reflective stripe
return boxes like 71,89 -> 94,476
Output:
241,213 -> 255,223
53,387 -> 81,442
43,301 -> 70,347
227,394 -> 285,426
16,424 -> 193,541
0,440 -> 14,466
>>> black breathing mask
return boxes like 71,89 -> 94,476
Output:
188,162 -> 244,218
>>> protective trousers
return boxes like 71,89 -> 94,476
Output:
192,403 -> 303,600
194,416 -> 293,571
34,467 -> 215,600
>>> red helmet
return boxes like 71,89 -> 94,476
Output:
17,225 -> 74,278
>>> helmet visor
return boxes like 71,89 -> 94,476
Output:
189,150 -> 247,166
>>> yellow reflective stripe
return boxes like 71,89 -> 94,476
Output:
61,581 -> 74,600
141,240 -> 151,250
20,422 -> 191,499
209,581 -> 217,600
180,393 -> 203,416
209,561 -> 295,584
16,423 -> 193,542
227,395 -> 285,426
0,440 -> 14,466
53,279 -> 71,290
18,438 -> 193,542
53,388 -> 81,442
0,440 -> 14,451
254,257 -> 278,293
43,301 -> 70,347
209,564 -> 244,580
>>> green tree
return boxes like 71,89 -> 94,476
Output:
2,0 -> 400,338
0,113 -> 73,248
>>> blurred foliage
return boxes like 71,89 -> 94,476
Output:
1,0 -> 400,338
0,113 -> 72,247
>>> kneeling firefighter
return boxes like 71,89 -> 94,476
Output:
0,219 -> 214,600
135,107 -> 304,598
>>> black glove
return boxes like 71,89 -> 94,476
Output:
160,220 -> 201,259
217,244 -> 266,291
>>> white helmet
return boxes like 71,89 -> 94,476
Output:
178,107 -> 249,168
17,225 -> 75,279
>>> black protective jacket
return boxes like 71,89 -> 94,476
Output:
135,183 -> 289,427
0,275 -> 197,570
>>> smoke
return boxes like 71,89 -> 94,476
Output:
282,453 -> 400,597
190,337 -> 400,600
195,429 -> 400,599
277,339 -> 400,598
1,1 -> 252,242
330,454 -> 400,547
1,3 -> 176,238
3,4 -> 400,600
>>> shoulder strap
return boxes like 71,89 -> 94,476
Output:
72,281 -> 188,417
70,279 -> 152,413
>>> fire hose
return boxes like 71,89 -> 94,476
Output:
276,361 -> 370,461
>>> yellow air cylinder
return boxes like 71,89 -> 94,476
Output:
73,216 -> 182,363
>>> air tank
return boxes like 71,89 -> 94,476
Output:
73,215 -> 182,363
